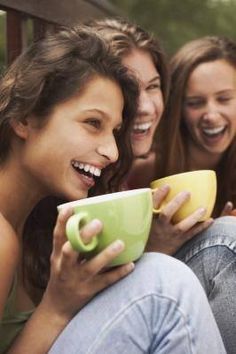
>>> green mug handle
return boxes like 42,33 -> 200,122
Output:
66,212 -> 98,252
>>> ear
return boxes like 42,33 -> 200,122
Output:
10,117 -> 30,140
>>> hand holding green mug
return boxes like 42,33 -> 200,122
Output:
150,170 -> 217,223
58,188 -> 153,267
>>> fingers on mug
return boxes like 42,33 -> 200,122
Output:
66,212 -> 98,252
151,188 -> 162,215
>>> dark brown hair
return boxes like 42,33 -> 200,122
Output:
0,25 -> 139,292
87,18 -> 170,154
87,18 -> 169,105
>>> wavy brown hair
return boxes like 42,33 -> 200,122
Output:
156,36 -> 236,216
87,18 -> 170,154
0,25 -> 139,293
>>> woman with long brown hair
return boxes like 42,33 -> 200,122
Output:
156,36 -> 236,353
158,36 -> 236,217
88,22 -> 236,353
0,24 -> 223,353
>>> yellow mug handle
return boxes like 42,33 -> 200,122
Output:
151,188 -> 162,215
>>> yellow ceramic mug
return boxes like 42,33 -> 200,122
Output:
150,170 -> 217,223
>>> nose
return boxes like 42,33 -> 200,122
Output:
97,134 -> 119,163
203,102 -> 221,122
138,89 -> 155,116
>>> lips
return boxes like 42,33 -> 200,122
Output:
202,125 -> 227,137
198,124 -> 228,149
132,121 -> 153,137
71,160 -> 101,189
71,160 -> 101,177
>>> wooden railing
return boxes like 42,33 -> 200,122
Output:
0,0 -> 116,65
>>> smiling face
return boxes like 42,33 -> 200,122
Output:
122,49 -> 164,157
183,59 -> 236,162
21,76 -> 124,201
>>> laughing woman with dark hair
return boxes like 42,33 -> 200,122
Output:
0,25 -> 225,353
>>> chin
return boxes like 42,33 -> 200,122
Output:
134,148 -> 151,158
132,142 -> 152,158
64,189 -> 88,202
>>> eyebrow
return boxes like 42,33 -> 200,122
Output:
186,88 -> 236,98
216,89 -> 236,94
148,75 -> 161,84
185,95 -> 202,99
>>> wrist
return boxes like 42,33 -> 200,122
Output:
38,291 -> 72,326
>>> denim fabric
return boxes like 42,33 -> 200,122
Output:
175,216 -> 236,354
49,253 -> 225,354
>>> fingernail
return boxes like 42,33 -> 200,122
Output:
183,191 -> 190,197
110,240 -> 125,252
160,185 -> 170,191
207,218 -> 214,224
90,219 -> 103,230
125,262 -> 135,272
198,207 -> 206,214
59,207 -> 70,216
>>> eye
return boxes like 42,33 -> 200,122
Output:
185,99 -> 205,109
147,82 -> 161,91
217,96 -> 232,103
85,118 -> 101,129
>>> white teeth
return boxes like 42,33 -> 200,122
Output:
202,126 -> 225,135
133,122 -> 152,131
73,161 -> 80,168
90,166 -> 95,175
84,164 -> 90,172
72,161 -> 101,177
94,168 -> 101,177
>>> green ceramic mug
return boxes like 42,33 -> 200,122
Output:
58,188 -> 153,266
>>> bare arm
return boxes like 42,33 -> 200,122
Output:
0,214 -> 19,319
8,208 -> 134,354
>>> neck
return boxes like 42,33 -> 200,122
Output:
186,140 -> 222,171
126,151 -> 156,189
0,159 -> 44,235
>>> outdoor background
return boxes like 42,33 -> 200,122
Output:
110,0 -> 236,56
1,0 -> 236,68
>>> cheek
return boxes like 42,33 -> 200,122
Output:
227,106 -> 236,125
183,108 -> 199,127
230,118 -> 236,133
155,92 -> 164,115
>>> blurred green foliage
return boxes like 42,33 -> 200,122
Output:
1,1 -> 236,69
110,0 -> 236,57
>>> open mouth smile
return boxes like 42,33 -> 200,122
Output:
71,160 -> 102,188
132,121 -> 153,136
201,125 -> 227,138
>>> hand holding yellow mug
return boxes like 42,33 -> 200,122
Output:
150,170 -> 217,223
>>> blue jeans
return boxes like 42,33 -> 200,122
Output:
49,253 -> 225,353
175,216 -> 236,354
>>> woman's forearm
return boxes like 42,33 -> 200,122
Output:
8,300 -> 71,354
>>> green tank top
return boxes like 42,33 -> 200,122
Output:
0,277 -> 34,353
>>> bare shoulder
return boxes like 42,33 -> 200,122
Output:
0,213 -> 19,318
0,213 -> 19,256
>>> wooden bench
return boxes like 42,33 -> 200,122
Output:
0,0 -> 116,65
